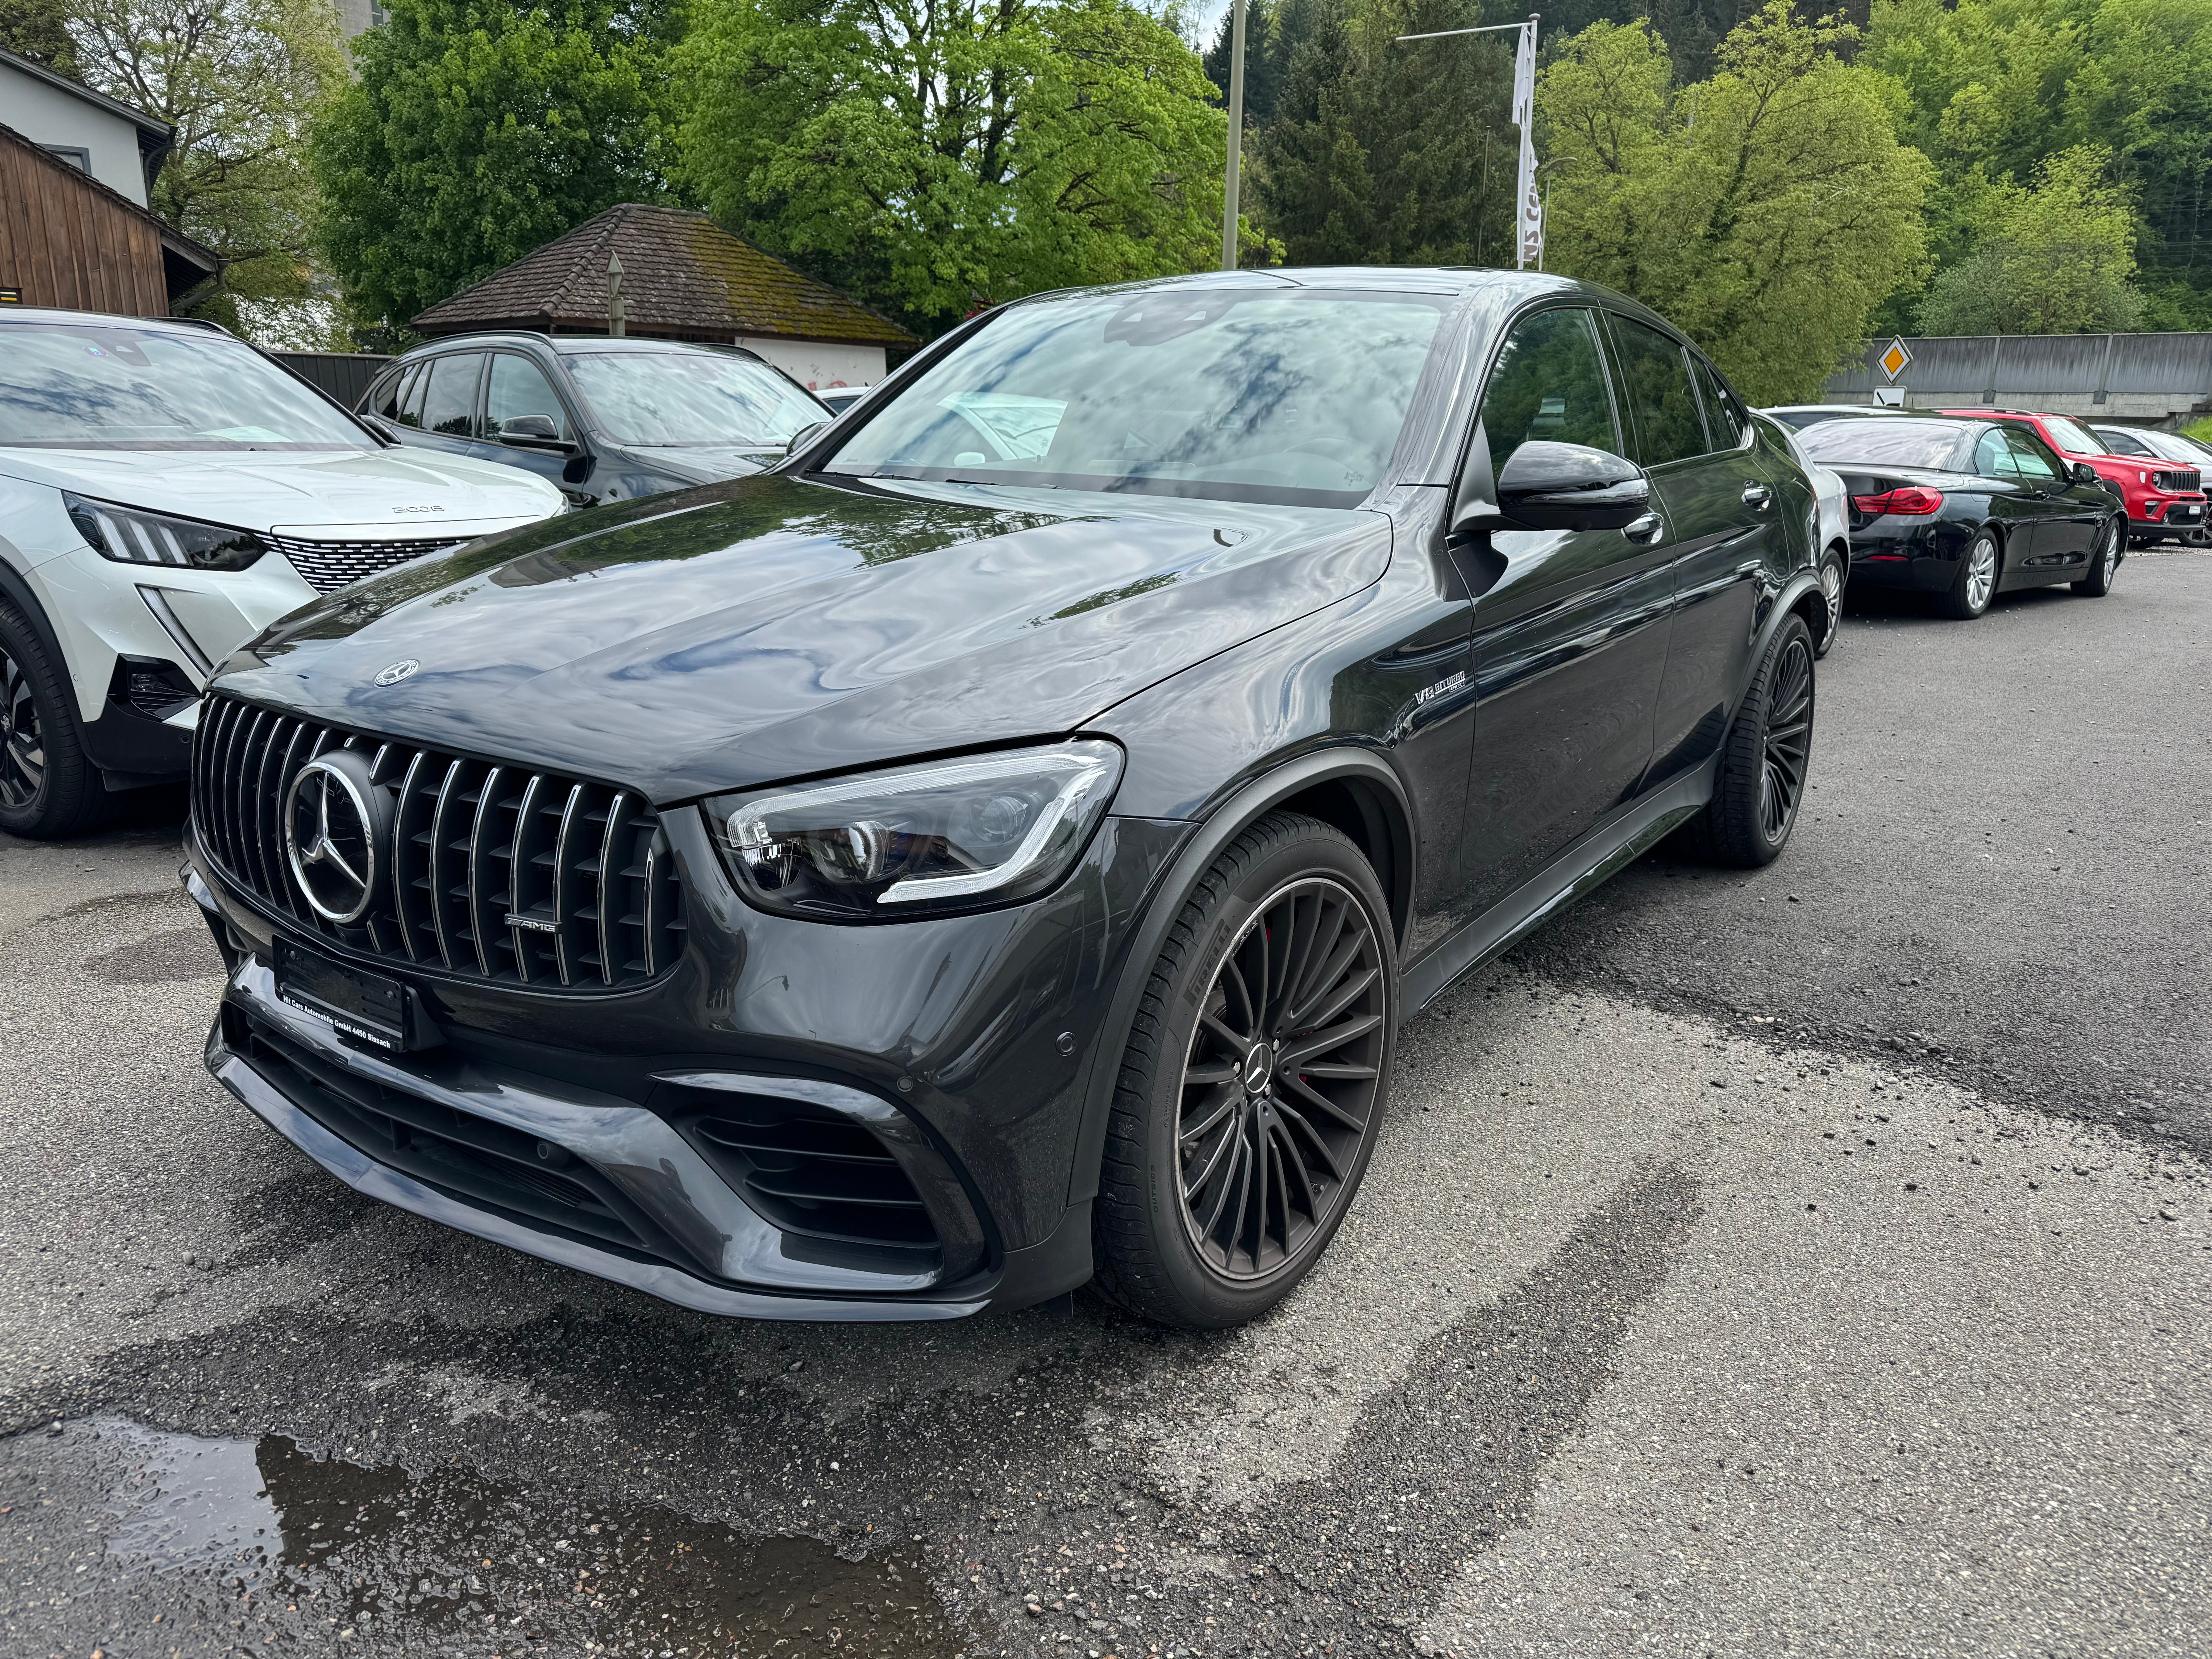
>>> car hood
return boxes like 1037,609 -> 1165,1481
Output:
0,444 -> 564,534
625,445 -> 783,485
218,473 -> 1393,802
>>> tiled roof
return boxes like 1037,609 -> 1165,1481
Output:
411,204 -> 917,349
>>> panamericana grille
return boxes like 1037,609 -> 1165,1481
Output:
269,534 -> 468,593
192,695 -> 684,990
2151,469 -> 2202,493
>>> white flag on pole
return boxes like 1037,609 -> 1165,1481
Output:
1512,16 -> 1542,269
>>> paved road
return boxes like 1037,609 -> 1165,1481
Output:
3,553 -> 2207,1658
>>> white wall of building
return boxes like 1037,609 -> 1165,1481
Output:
0,62 -> 151,206
734,336 -> 887,391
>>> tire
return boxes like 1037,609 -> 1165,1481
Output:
1814,548 -> 1846,658
2072,516 -> 2121,596
0,601 -> 112,839
1092,811 -> 1396,1329
1686,612 -> 1814,869
1937,529 -> 2001,620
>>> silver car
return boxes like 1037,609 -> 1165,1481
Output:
1759,411 -> 1851,656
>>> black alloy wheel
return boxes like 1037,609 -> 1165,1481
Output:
2073,516 -> 2122,596
1687,611 -> 1815,869
0,602 -> 111,839
1094,812 -> 1395,1328
0,636 -> 40,813
1814,550 -> 1846,658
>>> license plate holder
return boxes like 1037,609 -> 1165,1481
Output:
274,937 -> 415,1051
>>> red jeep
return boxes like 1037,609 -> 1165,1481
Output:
1939,409 -> 2206,548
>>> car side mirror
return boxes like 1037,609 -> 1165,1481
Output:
1469,441 -> 1652,533
2071,461 -> 2100,486
496,414 -> 574,452
785,421 -> 830,458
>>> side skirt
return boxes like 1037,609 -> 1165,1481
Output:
1402,753 -> 1719,1013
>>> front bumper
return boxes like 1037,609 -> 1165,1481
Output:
2131,498 -> 2204,537
185,804 -> 1190,1321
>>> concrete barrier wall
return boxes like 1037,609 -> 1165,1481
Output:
1824,334 -> 2212,426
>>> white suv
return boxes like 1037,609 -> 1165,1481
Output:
0,309 -> 563,838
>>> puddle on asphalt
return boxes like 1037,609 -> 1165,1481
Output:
67,1416 -> 965,1656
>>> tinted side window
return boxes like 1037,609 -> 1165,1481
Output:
1608,317 -> 1705,467
1973,428 -> 2019,479
486,354 -> 572,440
2096,426 -> 2154,457
1691,358 -> 1747,450
391,362 -> 428,428
366,368 -> 405,419
2004,427 -> 2064,484
1478,307 -> 1620,480
418,354 -> 483,437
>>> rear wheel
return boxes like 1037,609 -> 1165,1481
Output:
1937,529 -> 2000,620
1093,812 -> 1395,1329
1687,613 -> 1814,869
0,602 -> 111,840
1814,548 -> 1846,658
2072,516 -> 2121,596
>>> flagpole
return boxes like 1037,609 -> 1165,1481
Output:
1221,0 -> 1248,271
1396,14 -> 1542,269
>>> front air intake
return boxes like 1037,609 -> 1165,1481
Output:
191,694 -> 684,991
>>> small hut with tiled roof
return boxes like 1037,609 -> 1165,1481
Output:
410,203 -> 917,392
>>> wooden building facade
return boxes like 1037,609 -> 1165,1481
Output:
0,120 -> 214,316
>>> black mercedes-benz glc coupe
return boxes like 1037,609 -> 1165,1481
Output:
184,270 -> 1825,1329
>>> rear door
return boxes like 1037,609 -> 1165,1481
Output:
1606,315 -> 1774,785
409,352 -> 489,465
1458,305 -> 1675,915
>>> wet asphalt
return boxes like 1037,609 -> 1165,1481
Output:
2,551 -> 2207,1658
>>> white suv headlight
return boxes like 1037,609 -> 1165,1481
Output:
64,492 -> 270,572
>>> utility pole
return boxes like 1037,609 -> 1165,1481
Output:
1221,0 -> 1249,271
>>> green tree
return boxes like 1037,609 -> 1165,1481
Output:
314,0 -> 681,343
69,0 -> 345,337
1242,0 -> 1521,269
1915,145 -> 2143,333
1,0 -> 74,67
1537,3 -> 1930,402
674,0 -> 1228,335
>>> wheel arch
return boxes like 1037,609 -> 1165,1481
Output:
1062,746 -> 1415,1216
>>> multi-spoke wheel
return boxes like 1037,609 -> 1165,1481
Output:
2073,516 -> 2122,596
1687,612 -> 1815,869
1939,529 -> 2001,620
1093,812 -> 1395,1328
1175,875 -> 1387,1281
0,602 -> 110,839
1814,551 -> 1845,658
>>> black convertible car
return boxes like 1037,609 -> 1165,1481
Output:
184,270 -> 1826,1329
1795,414 -> 2127,618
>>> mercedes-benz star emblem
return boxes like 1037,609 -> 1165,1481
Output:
374,659 -> 420,687
282,751 -> 389,924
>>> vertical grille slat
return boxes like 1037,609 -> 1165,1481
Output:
191,694 -> 682,992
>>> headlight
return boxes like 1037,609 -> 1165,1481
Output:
706,740 -> 1123,919
64,492 -> 268,572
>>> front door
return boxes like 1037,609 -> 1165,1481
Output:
483,352 -> 587,499
1458,305 -> 1674,916
1969,425 -> 2061,569
2007,426 -> 2099,568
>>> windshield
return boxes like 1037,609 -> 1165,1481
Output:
564,350 -> 826,446
822,287 -> 1449,506
0,323 -> 370,450
1796,419 -> 1967,469
2038,415 -> 2103,455
2140,429 -> 2210,467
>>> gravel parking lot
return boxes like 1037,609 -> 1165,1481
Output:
3,553 -> 2208,1658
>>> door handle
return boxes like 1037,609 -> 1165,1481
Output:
1623,511 -> 1664,543
1741,483 -> 1773,510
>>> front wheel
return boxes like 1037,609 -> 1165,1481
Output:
1092,812 -> 1395,1329
1687,612 -> 1814,869
2072,517 -> 2121,596
1937,529 -> 2001,620
0,602 -> 112,840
